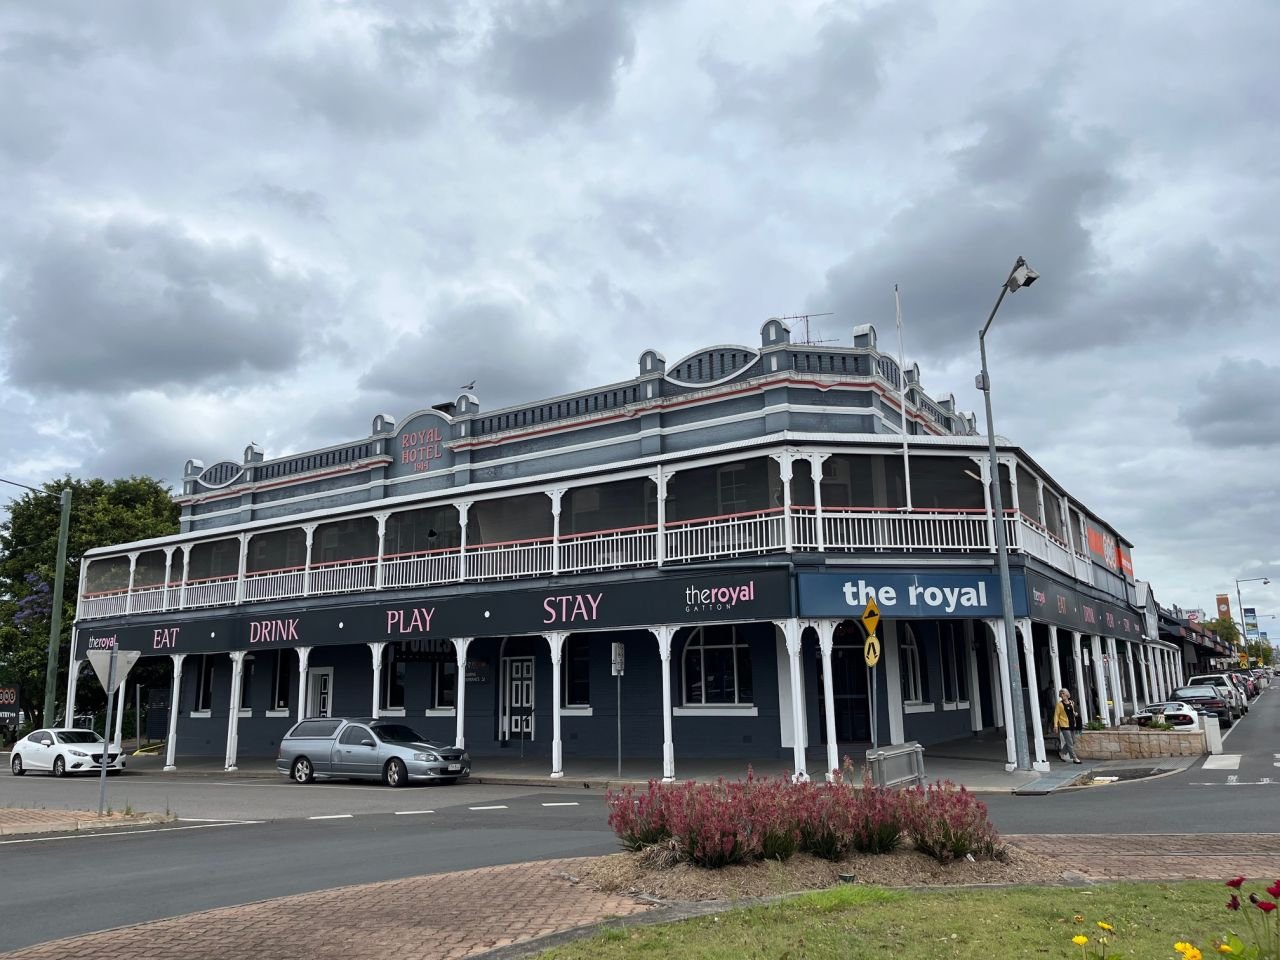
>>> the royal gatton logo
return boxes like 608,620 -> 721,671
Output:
684,580 -> 756,614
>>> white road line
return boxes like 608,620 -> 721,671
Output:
394,810 -> 435,815
0,822 -> 262,845
177,817 -> 262,824
308,814 -> 354,820
468,805 -> 508,811
541,802 -> 580,807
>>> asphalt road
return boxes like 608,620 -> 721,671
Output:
0,792 -> 617,953
983,684 -> 1280,833
1,686 -> 1275,952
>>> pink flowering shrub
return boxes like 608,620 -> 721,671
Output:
605,772 -> 1001,870
900,780 -> 1005,863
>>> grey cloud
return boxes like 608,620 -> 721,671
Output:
358,298 -> 589,414
703,2 -> 931,141
478,0 -> 637,117
1179,358 -> 1280,449
271,48 -> 439,138
588,272 -> 643,315
234,183 -> 330,222
0,217 -> 335,395
592,192 -> 680,261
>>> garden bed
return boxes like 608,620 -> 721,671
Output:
579,841 -> 1065,902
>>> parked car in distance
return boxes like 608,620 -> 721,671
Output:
9,728 -> 126,777
1132,701 -> 1202,730
277,718 -> 470,787
1170,686 -> 1233,728
1187,674 -> 1246,717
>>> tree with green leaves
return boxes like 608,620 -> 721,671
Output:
0,476 -> 179,734
1207,615 -> 1241,648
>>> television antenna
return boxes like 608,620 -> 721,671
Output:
779,312 -> 837,346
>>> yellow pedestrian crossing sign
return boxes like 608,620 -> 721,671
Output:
864,634 -> 881,667
860,598 -> 880,637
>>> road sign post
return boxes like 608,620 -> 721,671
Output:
860,600 -> 882,749
612,642 -> 625,778
86,648 -> 140,817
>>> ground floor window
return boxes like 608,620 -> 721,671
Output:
195,654 -> 215,712
939,623 -> 969,705
382,643 -> 406,711
562,636 -> 590,707
434,660 -> 456,710
269,650 -> 291,711
900,627 -> 928,704
682,625 -> 753,706
239,656 -> 254,711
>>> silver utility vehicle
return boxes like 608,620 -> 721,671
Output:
276,718 -> 470,787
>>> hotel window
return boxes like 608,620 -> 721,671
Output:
562,636 -> 591,708
434,661 -> 456,710
939,623 -> 969,705
717,464 -> 748,515
270,650 -> 292,711
682,625 -> 753,706
194,654 -> 215,712
381,643 -> 406,711
239,656 -> 254,711
899,627 -> 928,704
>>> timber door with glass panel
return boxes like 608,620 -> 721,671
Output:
307,667 -> 333,719
502,657 -> 534,741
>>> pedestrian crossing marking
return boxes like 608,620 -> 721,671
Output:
1202,754 -> 1242,770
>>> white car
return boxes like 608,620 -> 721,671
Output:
9,728 -> 126,777
1132,701 -> 1202,731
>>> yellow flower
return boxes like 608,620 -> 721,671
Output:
1218,946 -> 1235,954
1097,921 -> 1114,931
1176,944 -> 1192,954
1186,949 -> 1203,960
1074,915 -> 1086,923
1072,935 -> 1089,946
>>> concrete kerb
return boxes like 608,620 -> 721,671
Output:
0,815 -> 173,837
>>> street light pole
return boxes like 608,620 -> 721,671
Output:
1236,577 -> 1271,654
1,478 -> 74,727
977,256 -> 1039,773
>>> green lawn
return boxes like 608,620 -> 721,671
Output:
538,882 -> 1237,959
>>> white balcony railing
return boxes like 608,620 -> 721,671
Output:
77,505 -> 1093,620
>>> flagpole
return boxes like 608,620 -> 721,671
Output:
895,284 -> 913,510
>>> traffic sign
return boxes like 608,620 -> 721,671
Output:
864,634 -> 881,668
87,649 -> 140,694
860,598 -> 881,638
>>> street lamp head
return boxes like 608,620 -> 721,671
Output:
1007,259 -> 1039,292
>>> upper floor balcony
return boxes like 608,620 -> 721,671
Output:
77,448 -> 1131,621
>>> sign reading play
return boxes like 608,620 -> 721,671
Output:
798,570 -> 1023,620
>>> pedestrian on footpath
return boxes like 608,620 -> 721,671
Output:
1054,688 -> 1083,764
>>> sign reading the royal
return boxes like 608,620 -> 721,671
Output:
799,571 -> 1015,619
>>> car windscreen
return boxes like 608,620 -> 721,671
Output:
1172,686 -> 1218,699
371,723 -> 429,743
56,730 -> 104,744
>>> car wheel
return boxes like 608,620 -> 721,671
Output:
291,757 -> 314,784
52,756 -> 66,777
384,758 -> 407,788
10,754 -> 24,776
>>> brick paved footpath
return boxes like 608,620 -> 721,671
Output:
5,836 -> 1280,960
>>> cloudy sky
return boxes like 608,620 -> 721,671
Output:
1,0 -> 1276,621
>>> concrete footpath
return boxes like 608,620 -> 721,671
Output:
3,831 -> 1279,959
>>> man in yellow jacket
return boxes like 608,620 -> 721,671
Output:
1052,688 -> 1083,764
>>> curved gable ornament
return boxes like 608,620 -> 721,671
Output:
664,344 -> 760,388
197,461 -> 247,489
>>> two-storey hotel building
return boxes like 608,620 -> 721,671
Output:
69,319 -> 1185,779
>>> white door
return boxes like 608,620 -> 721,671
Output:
307,668 -> 333,719
503,657 -> 534,741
